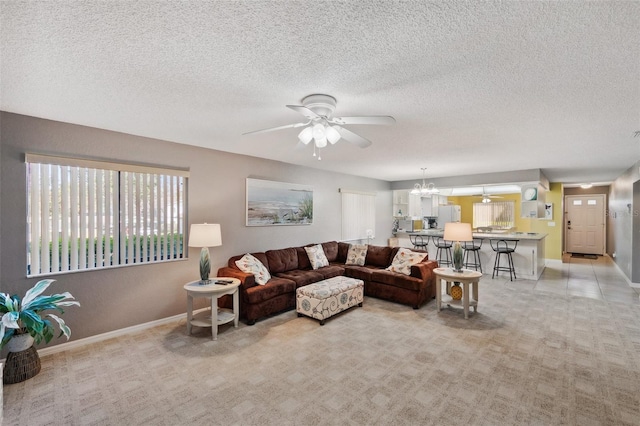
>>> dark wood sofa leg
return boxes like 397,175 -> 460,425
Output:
247,319 -> 256,326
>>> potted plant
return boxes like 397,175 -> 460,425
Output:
1,279 -> 80,383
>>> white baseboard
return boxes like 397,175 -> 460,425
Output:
2,309 -> 207,362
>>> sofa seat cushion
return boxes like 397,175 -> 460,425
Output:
370,269 -> 423,291
343,265 -> 376,282
245,277 -> 297,304
317,264 -> 345,279
276,270 -> 324,287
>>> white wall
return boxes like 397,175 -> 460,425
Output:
0,112 -> 392,347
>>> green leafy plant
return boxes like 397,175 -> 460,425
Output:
0,279 -> 80,349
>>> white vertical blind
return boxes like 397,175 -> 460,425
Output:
473,201 -> 515,229
340,189 -> 376,242
26,154 -> 189,276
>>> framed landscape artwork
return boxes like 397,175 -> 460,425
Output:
246,178 -> 313,226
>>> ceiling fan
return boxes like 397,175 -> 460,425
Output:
243,94 -> 395,160
472,187 -> 504,203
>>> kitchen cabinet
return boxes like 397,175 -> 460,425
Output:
393,190 -> 422,218
393,190 -> 409,217
421,195 -> 439,217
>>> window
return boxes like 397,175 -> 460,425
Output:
473,201 -> 515,229
26,154 -> 189,276
340,189 -> 376,241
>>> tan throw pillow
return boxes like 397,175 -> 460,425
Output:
345,244 -> 368,266
235,253 -> 271,285
386,248 -> 427,276
304,244 -> 329,270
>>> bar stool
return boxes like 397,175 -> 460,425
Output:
490,239 -> 518,281
409,234 -> 429,250
463,238 -> 483,272
433,236 -> 452,267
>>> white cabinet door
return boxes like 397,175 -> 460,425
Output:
409,193 -> 422,217
421,195 -> 439,217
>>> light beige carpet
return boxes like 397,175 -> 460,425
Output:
3,275 -> 640,425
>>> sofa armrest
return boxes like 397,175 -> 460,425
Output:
410,260 -> 438,298
217,267 -> 256,290
410,259 -> 438,277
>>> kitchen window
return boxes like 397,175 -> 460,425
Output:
26,154 -> 189,276
473,201 -> 515,230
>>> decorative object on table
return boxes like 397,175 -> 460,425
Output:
242,94 -> 395,160
1,279 -> 80,384
366,229 -> 374,245
410,167 -> 439,195
188,223 -> 223,284
246,178 -> 313,226
443,222 -> 473,300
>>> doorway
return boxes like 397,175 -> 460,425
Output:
565,194 -> 606,255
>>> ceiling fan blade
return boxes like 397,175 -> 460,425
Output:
286,105 -> 321,120
243,121 -> 308,136
331,116 -> 396,126
336,126 -> 372,148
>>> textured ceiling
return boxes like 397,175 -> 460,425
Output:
2,1 -> 639,184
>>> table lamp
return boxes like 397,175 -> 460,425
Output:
188,223 -> 222,283
443,222 -> 473,273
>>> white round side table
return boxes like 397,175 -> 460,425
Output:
183,277 -> 240,340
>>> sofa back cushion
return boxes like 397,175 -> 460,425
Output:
337,242 -> 350,263
296,246 -> 312,270
265,247 -> 299,274
321,241 -> 339,262
366,245 -> 392,267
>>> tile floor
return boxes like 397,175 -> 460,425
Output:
491,254 -> 640,305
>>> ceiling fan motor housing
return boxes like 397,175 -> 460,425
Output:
302,94 -> 337,117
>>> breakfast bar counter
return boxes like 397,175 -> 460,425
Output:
395,230 -> 547,280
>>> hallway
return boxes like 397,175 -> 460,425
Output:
494,254 -> 640,305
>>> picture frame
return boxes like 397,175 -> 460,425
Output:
246,178 -> 313,226
544,203 -> 553,220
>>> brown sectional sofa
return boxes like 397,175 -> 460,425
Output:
217,241 -> 438,325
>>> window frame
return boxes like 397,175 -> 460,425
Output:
25,153 -> 189,277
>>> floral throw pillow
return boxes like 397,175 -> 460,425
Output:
386,248 -> 427,276
304,244 -> 329,270
235,253 -> 271,285
345,244 -> 368,266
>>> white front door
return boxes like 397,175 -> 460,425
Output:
565,194 -> 606,255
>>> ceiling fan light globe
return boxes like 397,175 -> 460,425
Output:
326,125 -> 341,144
298,126 -> 313,144
315,136 -> 327,148
312,123 -> 325,141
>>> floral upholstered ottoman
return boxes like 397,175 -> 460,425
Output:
296,276 -> 364,325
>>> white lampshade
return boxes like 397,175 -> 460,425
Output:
443,222 -> 472,242
326,125 -> 341,144
298,126 -> 313,144
188,223 -> 222,247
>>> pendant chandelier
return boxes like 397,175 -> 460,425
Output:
410,168 -> 439,196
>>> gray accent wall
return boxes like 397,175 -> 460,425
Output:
609,160 -> 640,283
0,112 -> 392,347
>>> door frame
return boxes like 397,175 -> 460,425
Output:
563,193 -> 607,255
